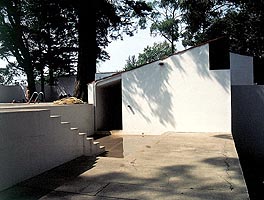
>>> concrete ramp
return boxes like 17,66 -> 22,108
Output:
81,132 -> 249,200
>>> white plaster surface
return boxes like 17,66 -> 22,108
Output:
121,44 -> 231,134
230,53 -> 254,85
0,85 -> 26,103
0,103 -> 94,136
88,83 -> 94,105
0,109 -> 83,191
0,103 -> 98,191
46,104 -> 94,136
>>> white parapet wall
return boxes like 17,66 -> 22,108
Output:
1,103 -> 94,136
0,85 -> 26,103
230,53 -> 254,86
41,104 -> 94,136
0,108 -> 83,191
122,44 -> 231,134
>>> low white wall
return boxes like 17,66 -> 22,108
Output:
48,104 -> 94,136
122,44 -> 231,134
230,53 -> 254,85
0,85 -> 26,103
0,103 -> 94,136
0,109 -> 83,191
232,85 -> 264,158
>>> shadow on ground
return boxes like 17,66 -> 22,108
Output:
0,156 -> 97,200
237,154 -> 264,200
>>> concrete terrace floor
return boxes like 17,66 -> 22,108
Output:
0,132 -> 249,200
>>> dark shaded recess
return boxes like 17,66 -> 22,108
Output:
209,37 -> 230,70
99,81 -> 122,131
253,57 -> 264,85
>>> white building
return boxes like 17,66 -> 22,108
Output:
88,37 -> 254,134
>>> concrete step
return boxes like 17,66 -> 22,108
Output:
61,121 -> 70,125
98,145 -> 106,155
50,115 -> 61,118
78,132 -> 87,136
84,137 -> 105,156
86,137 -> 94,144
49,115 -> 62,125
94,131 -> 111,136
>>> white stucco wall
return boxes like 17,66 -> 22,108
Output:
88,83 -> 94,104
0,103 -> 95,136
0,85 -> 26,103
230,53 -> 254,85
45,104 -> 94,136
0,109 -> 83,191
122,44 -> 231,134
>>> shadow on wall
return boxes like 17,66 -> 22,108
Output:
169,45 -> 230,94
123,60 -> 176,128
123,44 -> 230,130
231,85 -> 264,200
188,47 -> 230,93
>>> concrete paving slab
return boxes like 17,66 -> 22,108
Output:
39,191 -> 114,200
98,182 -> 248,200
0,186 -> 51,200
0,132 -> 249,200
55,177 -> 108,195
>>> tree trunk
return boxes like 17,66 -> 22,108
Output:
25,66 -> 36,100
171,40 -> 175,53
49,68 -> 54,86
73,1 -> 96,102
40,68 -> 45,93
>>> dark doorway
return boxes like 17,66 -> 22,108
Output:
96,79 -> 122,131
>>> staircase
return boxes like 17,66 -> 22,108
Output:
50,115 -> 105,157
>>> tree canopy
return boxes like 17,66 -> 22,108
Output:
124,41 -> 172,70
143,0 -> 264,59
0,0 -> 152,101
179,0 -> 264,58
0,0 -> 79,94
0,0 -> 263,101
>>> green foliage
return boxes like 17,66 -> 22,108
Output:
0,0 -> 79,90
146,0 -> 263,59
147,0 -> 180,53
124,41 -> 172,70
180,0 -> 264,58
0,62 -> 25,84
95,0 -> 153,62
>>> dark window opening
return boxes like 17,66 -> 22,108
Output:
209,37 -> 230,70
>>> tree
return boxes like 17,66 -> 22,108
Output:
124,41 -> 172,70
179,0 -> 264,58
72,0 -> 152,101
0,0 -> 36,93
147,0 -> 182,53
0,62 -> 24,84
0,0 -> 78,96
0,0 -> 152,101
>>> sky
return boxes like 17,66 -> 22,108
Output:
0,59 -> 7,68
0,28 -> 185,78
97,28 -> 186,73
97,28 -> 166,73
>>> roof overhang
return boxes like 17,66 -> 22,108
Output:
95,73 -> 121,88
